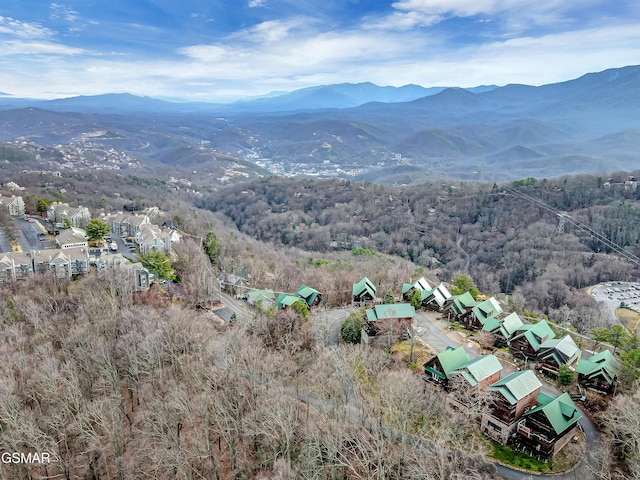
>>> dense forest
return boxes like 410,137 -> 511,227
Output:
3,163 -> 640,477
197,172 -> 640,333
1,243 -> 639,479
0,268 -> 502,480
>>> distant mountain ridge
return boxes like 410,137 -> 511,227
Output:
0,65 -> 638,183
0,82 -> 499,114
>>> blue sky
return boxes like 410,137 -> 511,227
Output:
0,0 -> 639,101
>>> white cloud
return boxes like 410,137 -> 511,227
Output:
0,16 -> 52,39
50,3 -> 80,23
389,0 -> 581,32
248,0 -> 266,7
0,5 -> 638,101
234,19 -> 296,43
391,0 -> 542,17
0,40 -> 86,56
178,45 -> 230,62
364,11 -> 441,30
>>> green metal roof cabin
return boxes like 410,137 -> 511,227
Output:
295,284 -> 322,307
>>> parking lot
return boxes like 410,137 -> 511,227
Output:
111,234 -> 140,262
592,281 -> 640,321
0,224 -> 12,253
17,216 -> 52,251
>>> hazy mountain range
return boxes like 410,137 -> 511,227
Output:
0,65 -> 639,183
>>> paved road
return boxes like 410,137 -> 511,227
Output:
111,234 -> 140,262
14,216 -> 44,251
0,224 -> 12,253
313,306 -> 356,346
218,291 -> 251,322
413,310 -> 468,353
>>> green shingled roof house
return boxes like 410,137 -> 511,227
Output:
481,370 -> 542,444
363,303 -> 415,344
422,346 -> 471,387
576,349 -> 621,393
419,283 -> 452,311
536,335 -> 581,376
450,355 -> 503,389
443,291 -> 477,320
447,354 -> 503,409
482,312 -> 524,346
246,289 -> 276,307
401,277 -> 431,300
352,277 -> 376,306
294,284 -> 322,307
275,293 -> 303,309
509,320 -> 556,360
461,296 -> 502,330
514,392 -> 582,459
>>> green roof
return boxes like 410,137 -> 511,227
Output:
275,293 -> 303,308
451,354 -> 503,386
247,289 -> 275,303
422,283 -> 451,307
488,370 -> 542,404
353,277 -> 376,297
512,319 -> 556,352
365,303 -> 415,322
449,291 -> 477,315
482,317 -> 502,333
538,335 -> 581,366
402,277 -> 431,294
501,312 -> 524,336
472,297 -> 503,324
525,392 -> 582,435
437,346 -> 471,378
295,284 -> 320,305
576,350 -> 621,383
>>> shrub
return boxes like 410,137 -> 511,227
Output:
341,311 -> 364,344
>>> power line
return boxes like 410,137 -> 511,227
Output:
501,185 -> 640,266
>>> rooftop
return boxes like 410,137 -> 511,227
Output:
365,303 -> 415,322
525,392 -> 582,435
451,354 -> 503,386
488,370 -> 542,404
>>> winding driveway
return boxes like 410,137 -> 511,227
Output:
413,311 -> 601,479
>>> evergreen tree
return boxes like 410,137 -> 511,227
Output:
410,289 -> 423,310
85,218 -> 110,241
341,311 -> 364,344
383,289 -> 395,304
557,364 -> 574,387
141,251 -> 175,281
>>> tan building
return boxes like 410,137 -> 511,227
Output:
0,251 -> 34,282
95,253 -> 150,291
55,228 -> 88,250
32,247 -> 90,278
0,194 -> 25,216
47,202 -> 91,228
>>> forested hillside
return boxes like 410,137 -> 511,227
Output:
0,271 -> 497,480
199,171 -> 640,332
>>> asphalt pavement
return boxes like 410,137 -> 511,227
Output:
110,234 -> 140,262
218,291 -> 251,322
413,310 -> 468,353
0,224 -> 12,253
313,306 -> 356,346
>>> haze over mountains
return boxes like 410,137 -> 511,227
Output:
1,65 -> 639,183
